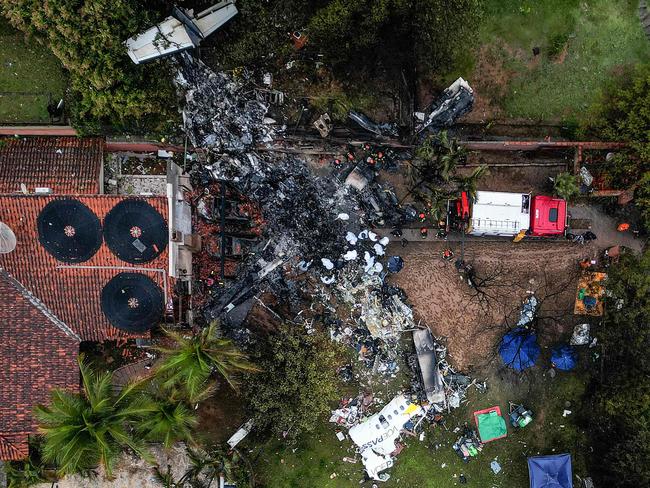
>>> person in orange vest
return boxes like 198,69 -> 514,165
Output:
443,248 -> 454,261
420,227 -> 428,239
617,223 -> 630,232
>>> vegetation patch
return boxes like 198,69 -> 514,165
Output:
0,22 -> 66,123
460,0 -> 650,122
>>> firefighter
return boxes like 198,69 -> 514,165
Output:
443,248 -> 454,261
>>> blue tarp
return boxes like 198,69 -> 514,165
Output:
499,327 -> 541,371
551,344 -> 577,371
528,454 -> 573,488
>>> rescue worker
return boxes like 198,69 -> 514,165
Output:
420,227 -> 428,239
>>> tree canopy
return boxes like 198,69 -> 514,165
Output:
155,322 -> 259,404
587,63 -> 650,163
35,356 -> 155,476
585,250 -> 650,487
0,0 -> 177,132
242,324 -> 342,439
208,0 -> 481,78
308,0 -> 482,75
584,63 -> 650,230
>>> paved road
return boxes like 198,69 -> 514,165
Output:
374,203 -> 646,253
568,203 -> 645,252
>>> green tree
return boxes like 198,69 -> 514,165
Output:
585,250 -> 650,487
586,63 -> 650,163
407,131 -> 486,221
308,0 -> 482,75
34,356 -> 155,477
241,324 -> 341,439
553,172 -> 580,201
634,172 -> 650,231
0,0 -> 177,131
5,439 -> 48,488
136,383 -> 198,449
583,63 -> 650,227
155,323 -> 259,404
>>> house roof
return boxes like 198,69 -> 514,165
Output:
0,194 -> 171,342
0,136 -> 104,194
0,270 -> 80,460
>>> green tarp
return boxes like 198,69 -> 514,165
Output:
477,411 -> 507,442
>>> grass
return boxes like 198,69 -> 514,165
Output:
0,21 -> 67,123
253,363 -> 589,487
453,0 -> 650,122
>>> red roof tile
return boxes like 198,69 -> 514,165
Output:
0,195 -> 172,342
0,137 -> 103,194
0,271 -> 80,461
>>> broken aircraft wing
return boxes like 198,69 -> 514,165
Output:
126,1 -> 238,64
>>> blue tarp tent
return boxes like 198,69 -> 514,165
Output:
528,454 -> 573,488
551,344 -> 577,371
499,327 -> 540,371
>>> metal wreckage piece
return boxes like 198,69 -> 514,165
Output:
415,77 -> 474,134
176,54 -> 481,480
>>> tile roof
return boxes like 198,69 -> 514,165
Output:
0,270 -> 80,461
0,136 -> 104,194
0,195 -> 172,342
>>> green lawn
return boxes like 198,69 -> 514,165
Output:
253,365 -> 589,487
455,0 -> 650,122
0,21 -> 67,123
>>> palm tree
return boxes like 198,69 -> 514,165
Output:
137,384 -> 198,449
181,445 -> 251,488
406,131 -> 468,205
155,322 -> 259,404
34,355 -> 155,477
455,165 -> 488,202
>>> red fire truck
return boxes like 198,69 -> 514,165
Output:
449,191 -> 568,238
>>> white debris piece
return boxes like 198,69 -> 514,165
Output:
373,243 -> 385,256
346,231 -> 358,245
349,395 -> 424,481
337,212 -> 350,221
363,252 -> 375,273
373,262 -> 383,273
570,323 -> 590,346
368,231 -> 378,242
516,295 -> 538,326
321,258 -> 334,270
379,236 -> 390,246
227,419 -> 254,448
321,275 -> 336,284
343,250 -> 358,261
358,230 -> 369,240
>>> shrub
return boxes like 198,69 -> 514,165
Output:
553,172 -> 580,201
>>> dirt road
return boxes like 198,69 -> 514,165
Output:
388,240 -> 587,371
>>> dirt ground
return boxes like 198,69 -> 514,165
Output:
388,240 -> 589,372
34,444 -> 192,488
